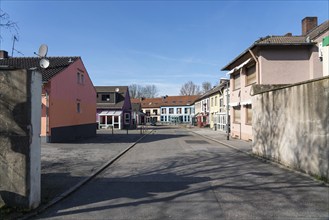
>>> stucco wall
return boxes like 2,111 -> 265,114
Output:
0,68 -> 41,209
41,59 -> 96,142
49,59 -> 96,129
259,47 -> 311,84
252,77 -> 329,179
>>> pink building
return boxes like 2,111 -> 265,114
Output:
221,17 -> 329,141
0,53 -> 97,142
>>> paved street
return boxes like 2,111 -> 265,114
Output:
33,126 -> 328,220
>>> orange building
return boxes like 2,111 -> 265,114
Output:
0,52 -> 97,142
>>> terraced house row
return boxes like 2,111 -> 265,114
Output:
131,95 -> 199,125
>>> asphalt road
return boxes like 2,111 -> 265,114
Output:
33,126 -> 329,220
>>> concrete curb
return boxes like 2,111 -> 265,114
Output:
19,129 -> 154,220
190,130 -> 329,187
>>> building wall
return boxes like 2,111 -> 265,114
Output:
209,93 -> 220,129
259,47 -> 311,84
209,87 -> 230,131
142,107 -> 160,122
252,77 -> 329,179
0,69 -> 41,209
43,59 -> 96,142
230,67 -> 253,140
160,106 -> 194,123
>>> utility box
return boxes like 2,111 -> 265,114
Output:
0,68 -> 42,209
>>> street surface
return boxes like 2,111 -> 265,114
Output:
34,126 -> 328,220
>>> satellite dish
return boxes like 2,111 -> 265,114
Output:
40,58 -> 49,69
38,44 -> 48,57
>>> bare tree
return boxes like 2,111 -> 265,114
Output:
129,84 -> 143,98
0,10 -> 19,44
129,84 -> 159,98
142,85 -> 159,98
179,81 -> 201,96
202,81 -> 212,93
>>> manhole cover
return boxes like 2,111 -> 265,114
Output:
185,140 -> 209,144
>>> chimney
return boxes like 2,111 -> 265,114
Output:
284,33 -> 292,37
302,17 -> 318,35
0,50 -> 9,59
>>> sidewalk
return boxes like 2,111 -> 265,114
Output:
187,126 -> 253,154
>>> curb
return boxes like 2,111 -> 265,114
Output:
20,129 -> 154,220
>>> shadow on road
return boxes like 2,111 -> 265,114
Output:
34,146 -> 327,219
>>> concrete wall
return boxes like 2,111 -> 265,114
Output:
0,68 -> 41,209
252,77 -> 329,179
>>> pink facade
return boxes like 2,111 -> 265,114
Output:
41,59 -> 96,142
224,18 -> 328,141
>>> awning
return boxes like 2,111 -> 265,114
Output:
229,102 -> 240,107
99,110 -> 122,116
226,58 -> 252,75
240,100 -> 252,105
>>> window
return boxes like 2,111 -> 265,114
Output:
81,74 -> 85,84
161,116 -> 164,121
162,108 -> 166,114
184,108 -> 189,114
77,72 -> 84,84
219,98 -> 223,107
233,106 -> 241,123
169,108 -> 174,114
101,94 -> 110,101
215,97 -> 217,106
211,98 -> 214,107
153,109 -> 158,115
77,103 -> 81,113
146,110 -> 150,116
246,104 -> 252,125
233,73 -> 241,90
124,113 -> 130,124
246,65 -> 256,85
177,108 -> 182,114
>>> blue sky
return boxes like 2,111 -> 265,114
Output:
1,0 -> 328,96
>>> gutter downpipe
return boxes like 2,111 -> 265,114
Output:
45,90 -> 50,143
249,49 -> 259,84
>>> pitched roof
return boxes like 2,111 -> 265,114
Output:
95,86 -> 129,109
255,36 -> 308,45
306,20 -> 329,39
132,95 -> 200,108
221,19 -> 329,71
0,56 -> 80,82
95,86 -> 128,93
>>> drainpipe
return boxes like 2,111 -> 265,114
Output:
45,90 -> 49,142
249,49 -> 259,84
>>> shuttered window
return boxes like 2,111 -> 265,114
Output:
246,65 -> 256,85
233,73 -> 241,90
233,106 -> 241,123
246,104 -> 252,124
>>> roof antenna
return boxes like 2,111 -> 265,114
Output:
34,44 -> 50,69
11,35 -> 24,56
